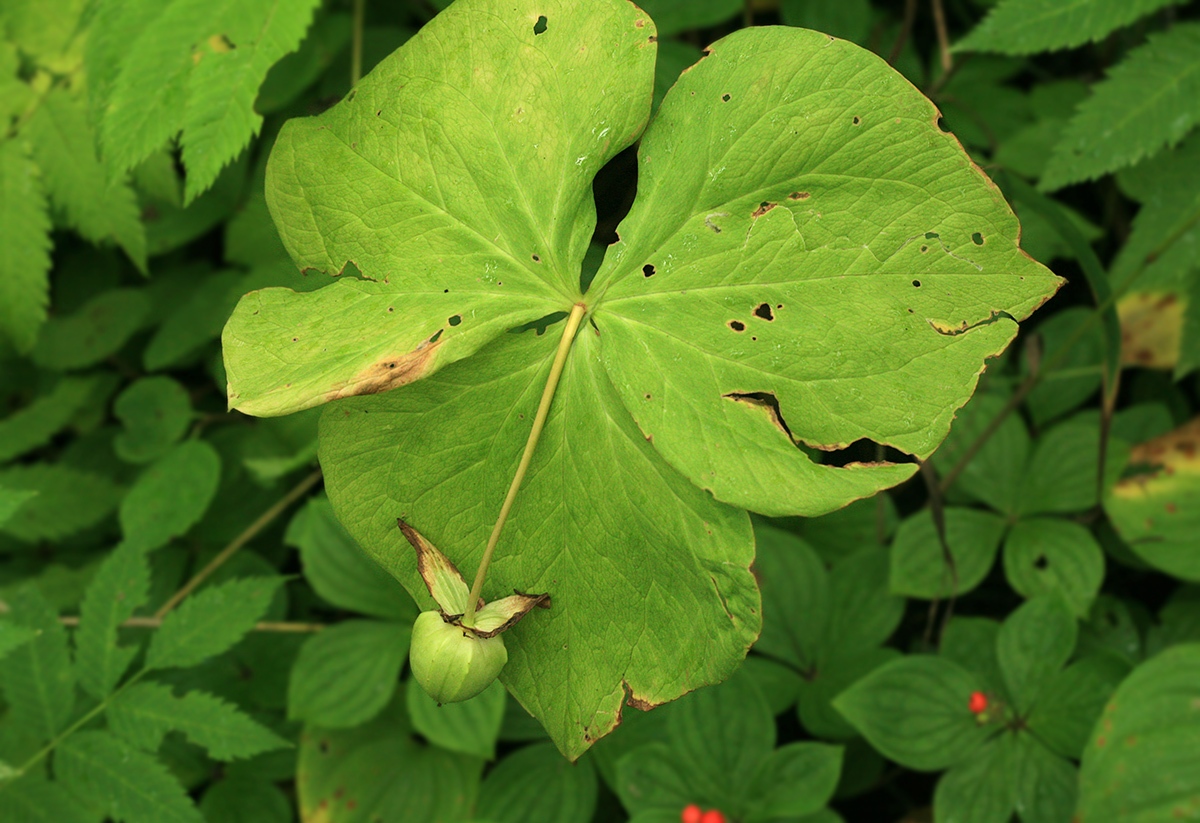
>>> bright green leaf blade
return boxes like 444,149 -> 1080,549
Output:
1027,652 -> 1130,761
229,0 -> 658,416
405,679 -> 506,760
1041,22 -> 1200,191
286,496 -> 415,620
287,619 -> 409,728
833,655 -> 990,771
24,87 -> 146,270
55,730 -> 203,823
753,524 -> 828,671
890,507 -> 1007,600
955,0 -> 1180,56
593,27 -> 1058,517
113,377 -> 194,464
1012,734 -> 1078,823
940,617 -> 1006,698
615,744 -> 702,815
146,576 -> 285,671
0,137 -> 51,353
1016,414 -> 1110,515
745,741 -> 842,820
475,740 -> 598,823
0,376 -> 100,464
107,681 -> 290,760
180,0 -> 321,202
31,288 -> 150,371
119,440 -> 222,552
297,695 -> 483,823
1003,517 -> 1105,618
1076,644 -> 1200,821
932,735 -> 1016,823
1105,418 -> 1200,581
668,674 -> 775,798
0,463 -> 121,543
798,647 -> 901,740
320,329 -> 759,759
0,774 -> 96,823
0,621 -> 37,663
0,487 -> 37,529
74,540 -> 152,700
0,587 -> 75,742
997,595 -> 1078,714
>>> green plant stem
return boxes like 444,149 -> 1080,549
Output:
463,303 -> 587,626
153,469 -> 322,619
351,0 -> 365,87
56,615 -> 324,633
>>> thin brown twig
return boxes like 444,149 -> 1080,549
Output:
918,458 -> 957,648
932,0 -> 953,72
153,469 -> 322,619
889,0 -> 918,65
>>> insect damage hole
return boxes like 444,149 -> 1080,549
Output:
533,15 -> 547,34
972,232 -> 985,245
1034,554 -> 1048,570
753,302 -> 774,321
642,264 -> 655,278
852,116 -> 861,125
448,314 -> 462,327
728,320 -> 745,332
721,93 -> 731,102
912,279 -> 921,287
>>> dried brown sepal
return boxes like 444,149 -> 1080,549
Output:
398,518 -> 479,615
468,591 -> 551,638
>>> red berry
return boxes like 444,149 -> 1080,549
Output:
681,805 -> 703,823
968,691 -> 988,714
700,811 -> 727,823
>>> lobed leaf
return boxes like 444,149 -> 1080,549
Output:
107,681 -> 291,760
0,137 -> 51,353
955,0 -> 1181,56
1041,22 -> 1200,190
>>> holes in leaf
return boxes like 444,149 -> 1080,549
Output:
643,264 -> 655,278
754,303 -> 774,321
788,191 -> 810,200
443,288 -> 450,293
752,201 -> 775,218
376,109 -> 382,116
534,15 -> 547,34
292,337 -> 299,342
724,392 -> 793,440
972,232 -> 985,245
925,231 -> 939,239
852,116 -> 861,125
648,35 -> 657,42
387,307 -> 394,313
920,245 -> 929,253
532,253 -> 541,262
728,320 -> 746,332
912,280 -> 921,287
721,93 -> 731,102
1034,554 -> 1048,570
429,330 -> 443,344
347,90 -> 356,102
448,314 -> 462,327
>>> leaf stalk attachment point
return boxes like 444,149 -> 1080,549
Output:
462,302 -> 588,626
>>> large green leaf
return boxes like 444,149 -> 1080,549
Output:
1076,644 -> 1200,821
227,0 -> 1059,757
0,136 -> 51,353
955,0 -> 1180,56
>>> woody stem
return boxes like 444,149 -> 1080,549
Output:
462,302 -> 587,626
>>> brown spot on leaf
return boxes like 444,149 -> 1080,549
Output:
752,201 -> 776,218
754,302 -> 774,321
323,335 -> 444,402
728,320 -> 745,332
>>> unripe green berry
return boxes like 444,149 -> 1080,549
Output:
410,610 -> 507,703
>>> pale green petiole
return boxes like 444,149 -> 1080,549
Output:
461,302 -> 588,627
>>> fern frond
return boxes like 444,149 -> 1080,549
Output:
107,681 -> 290,760
1041,22 -> 1200,190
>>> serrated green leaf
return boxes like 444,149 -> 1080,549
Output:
297,695 -> 483,823
745,742 -> 843,821
2,0 -> 88,72
181,0 -> 321,202
1042,22 -> 1200,190
834,655 -> 990,771
0,463 -> 121,543
24,87 -> 146,270
955,0 -> 1180,56
890,507 -> 1007,599
119,440 -> 221,552
0,487 -> 38,528
0,42 -> 34,122
74,540 -> 152,699
146,576 -> 284,671
405,679 -> 506,760
285,496 -> 414,620
997,595 -> 1077,713
31,288 -> 150,371
1076,644 -> 1200,821
55,730 -> 203,823
1003,518 -> 1105,617
321,330 -> 758,759
0,137 -> 51,353
0,774 -> 96,823
476,741 -> 597,823
287,619 -> 409,728
0,587 -> 74,743
0,620 -> 38,663
0,375 -> 98,464
107,681 -> 290,760
1026,652 -> 1129,760
113,377 -> 194,464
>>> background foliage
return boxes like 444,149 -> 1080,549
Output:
2,0 -> 1199,821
